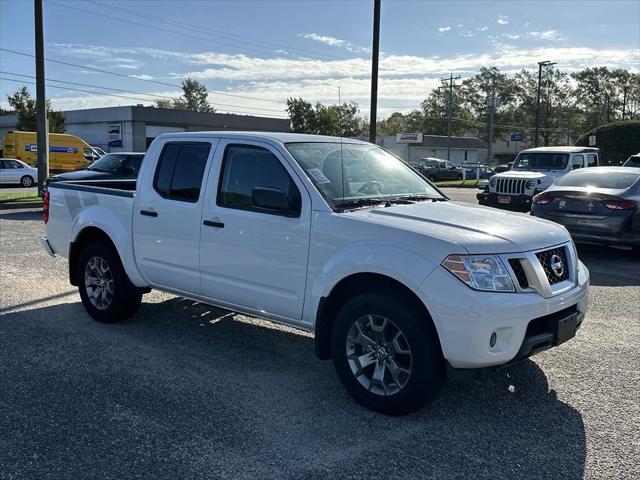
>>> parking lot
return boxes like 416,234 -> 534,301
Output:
1,191 -> 638,479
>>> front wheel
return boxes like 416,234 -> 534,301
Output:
78,243 -> 142,322
331,290 -> 444,415
456,174 -> 463,180
20,175 -> 34,187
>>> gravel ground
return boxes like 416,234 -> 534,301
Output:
0,206 -> 638,480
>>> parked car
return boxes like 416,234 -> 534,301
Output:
478,147 -> 600,210
41,132 -> 589,415
464,165 -> 494,179
47,152 -> 145,184
0,158 -> 38,187
622,153 -> 640,168
493,162 -> 513,174
415,157 -> 464,181
531,167 -> 640,251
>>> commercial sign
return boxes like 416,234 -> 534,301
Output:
108,123 -> 123,148
510,134 -> 523,142
396,132 -> 423,144
24,144 -> 78,153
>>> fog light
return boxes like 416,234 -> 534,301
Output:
490,332 -> 497,347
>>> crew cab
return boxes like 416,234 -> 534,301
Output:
41,132 -> 590,415
478,147 -> 600,210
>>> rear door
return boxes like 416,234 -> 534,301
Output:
133,138 -> 219,294
571,155 -> 585,170
199,140 -> 311,321
0,161 -> 7,183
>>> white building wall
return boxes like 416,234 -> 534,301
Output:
65,121 -> 135,152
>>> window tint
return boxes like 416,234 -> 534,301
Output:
153,142 -> 211,202
571,155 -> 585,169
587,153 -> 598,167
5,160 -> 22,168
555,170 -> 640,189
218,145 -> 300,216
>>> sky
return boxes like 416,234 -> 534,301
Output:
1,0 -> 639,120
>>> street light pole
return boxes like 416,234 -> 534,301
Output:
534,60 -> 555,148
441,73 -> 460,163
368,0 -> 381,144
35,0 -> 49,196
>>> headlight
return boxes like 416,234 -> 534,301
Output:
442,255 -> 515,292
525,180 -> 536,189
489,177 -> 497,187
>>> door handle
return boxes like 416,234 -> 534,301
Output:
140,209 -> 158,217
203,220 -> 224,228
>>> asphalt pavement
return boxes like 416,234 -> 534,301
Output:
1,201 -> 638,480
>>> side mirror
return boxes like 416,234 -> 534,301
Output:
252,187 -> 299,216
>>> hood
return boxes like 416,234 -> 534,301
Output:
346,201 -> 569,254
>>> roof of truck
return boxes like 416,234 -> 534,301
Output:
519,146 -> 599,153
155,131 -> 371,145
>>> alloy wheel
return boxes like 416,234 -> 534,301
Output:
84,256 -> 114,310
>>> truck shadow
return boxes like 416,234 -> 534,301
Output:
1,298 -> 586,480
576,244 -> 639,287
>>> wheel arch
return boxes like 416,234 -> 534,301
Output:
68,226 -> 120,286
314,272 -> 442,360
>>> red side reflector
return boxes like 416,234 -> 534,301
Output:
603,199 -> 637,210
532,194 -> 554,205
43,190 -> 50,224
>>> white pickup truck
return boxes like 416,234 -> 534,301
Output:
41,132 -> 590,415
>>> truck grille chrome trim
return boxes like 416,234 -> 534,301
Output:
501,242 -> 577,298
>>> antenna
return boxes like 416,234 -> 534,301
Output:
339,86 -> 345,204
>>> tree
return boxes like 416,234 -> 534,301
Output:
575,121 -> 640,165
154,77 -> 215,113
6,86 -> 65,133
286,97 -> 366,137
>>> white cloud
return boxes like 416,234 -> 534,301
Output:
438,26 -> 451,32
478,26 -> 488,32
528,30 -> 566,41
503,33 -> 520,40
129,74 -> 155,80
497,16 -> 509,25
300,33 -> 370,53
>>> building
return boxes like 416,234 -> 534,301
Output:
0,106 -> 290,153
378,134 -> 488,166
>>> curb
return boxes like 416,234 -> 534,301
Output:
0,201 -> 43,211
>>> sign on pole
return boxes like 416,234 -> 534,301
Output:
589,135 -> 596,146
396,133 -> 423,144
510,133 -> 523,142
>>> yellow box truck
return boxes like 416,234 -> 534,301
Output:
2,131 -> 101,172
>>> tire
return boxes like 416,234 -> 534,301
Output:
427,174 -> 436,182
331,289 -> 445,415
77,243 -> 142,323
20,175 -> 34,187
456,174 -> 463,180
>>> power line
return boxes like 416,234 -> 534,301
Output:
0,47 -> 287,104
0,77 -> 289,118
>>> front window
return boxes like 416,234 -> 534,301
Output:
88,154 -> 144,175
285,142 -> 444,209
513,152 -> 569,171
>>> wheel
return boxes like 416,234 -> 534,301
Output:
20,175 -> 34,187
456,174 -> 463,180
78,243 -> 142,323
427,174 -> 436,182
331,290 -> 444,415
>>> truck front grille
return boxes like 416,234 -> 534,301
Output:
496,178 -> 526,195
535,246 -> 570,285
508,259 -> 529,289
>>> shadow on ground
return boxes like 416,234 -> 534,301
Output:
577,243 -> 640,287
0,297 -> 586,479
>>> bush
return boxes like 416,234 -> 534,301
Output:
575,121 -> 640,166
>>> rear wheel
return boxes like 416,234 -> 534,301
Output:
331,290 -> 444,415
456,173 -> 463,180
20,175 -> 34,187
78,243 -> 142,322
428,174 -> 436,182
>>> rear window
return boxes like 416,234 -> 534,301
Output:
624,156 -> 640,168
555,170 -> 640,189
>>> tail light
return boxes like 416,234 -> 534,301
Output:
43,190 -> 50,224
603,199 -> 637,210
532,194 -> 554,205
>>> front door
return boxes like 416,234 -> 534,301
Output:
133,139 -> 218,294
199,141 -> 311,321
0,160 -> 24,184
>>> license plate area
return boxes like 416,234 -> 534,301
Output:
555,313 -> 578,345
498,195 -> 511,204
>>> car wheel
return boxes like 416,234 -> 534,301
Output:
428,174 -> 436,182
78,243 -> 142,323
20,175 -> 34,187
456,174 -> 463,180
331,289 -> 444,415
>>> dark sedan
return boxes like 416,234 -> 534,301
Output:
531,167 -> 640,251
47,152 -> 145,184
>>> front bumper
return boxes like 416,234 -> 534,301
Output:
477,191 -> 533,211
418,260 -> 590,369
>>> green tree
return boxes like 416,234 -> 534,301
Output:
6,86 -> 65,133
286,97 -> 365,137
155,78 -> 215,113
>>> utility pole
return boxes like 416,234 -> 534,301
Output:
486,78 -> 496,164
534,60 -> 555,147
35,0 -> 49,196
622,84 -> 628,120
441,73 -> 460,163
368,0 -> 381,144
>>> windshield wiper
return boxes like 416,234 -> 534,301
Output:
334,198 -> 389,211
387,194 -> 443,203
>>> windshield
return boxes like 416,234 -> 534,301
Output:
513,152 -> 569,171
555,170 -> 640,189
88,153 -> 144,174
285,142 -> 444,209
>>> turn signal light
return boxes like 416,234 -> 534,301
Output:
532,195 -> 554,205
603,199 -> 637,210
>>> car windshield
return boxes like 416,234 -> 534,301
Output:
624,156 -> 640,167
555,170 -> 640,189
285,142 -> 444,209
87,154 -> 143,174
513,152 -> 569,171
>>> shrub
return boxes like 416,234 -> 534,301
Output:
575,121 -> 640,166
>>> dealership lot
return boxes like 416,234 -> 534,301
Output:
1,198 -> 638,479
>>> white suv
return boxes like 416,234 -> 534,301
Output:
478,147 -> 599,210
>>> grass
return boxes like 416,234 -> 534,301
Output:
434,179 -> 482,187
0,191 -> 42,203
